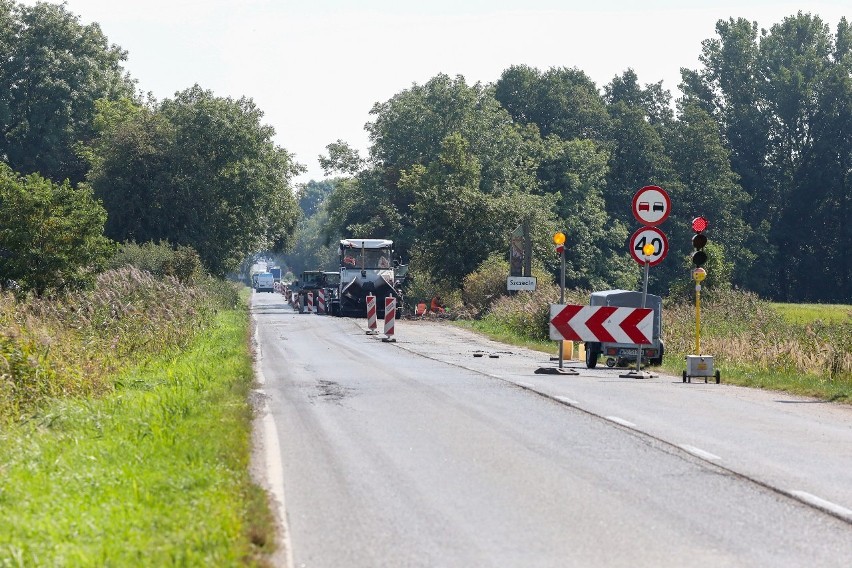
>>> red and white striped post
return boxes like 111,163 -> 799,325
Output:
365,293 -> 378,335
317,289 -> 326,314
382,296 -> 396,342
306,292 -> 314,314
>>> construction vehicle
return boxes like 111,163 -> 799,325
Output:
330,239 -> 402,317
293,270 -> 327,313
584,289 -> 664,369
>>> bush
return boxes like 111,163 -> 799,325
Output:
107,241 -> 205,284
485,285 -> 589,341
462,252 -> 556,318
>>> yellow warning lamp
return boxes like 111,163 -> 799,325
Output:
693,267 -> 707,282
553,232 -> 566,245
642,243 -> 655,257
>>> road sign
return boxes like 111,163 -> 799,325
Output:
629,226 -> 668,267
507,276 -> 537,291
549,305 -> 653,344
631,185 -> 671,226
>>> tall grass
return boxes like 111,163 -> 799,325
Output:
464,285 -> 851,401
0,267 -> 236,423
0,306 -> 275,565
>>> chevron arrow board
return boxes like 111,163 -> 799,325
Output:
549,305 -> 654,344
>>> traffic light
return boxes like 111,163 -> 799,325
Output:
553,232 -> 566,256
691,216 -> 708,267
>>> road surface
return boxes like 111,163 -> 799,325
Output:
250,292 -> 852,567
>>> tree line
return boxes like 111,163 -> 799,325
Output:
0,1 -> 300,294
299,11 -> 850,303
1,2 -> 848,303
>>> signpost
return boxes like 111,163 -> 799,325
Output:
549,305 -> 653,344
623,185 -> 671,378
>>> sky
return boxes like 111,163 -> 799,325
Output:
20,0 -> 850,184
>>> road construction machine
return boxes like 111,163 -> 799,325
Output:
331,239 -> 402,317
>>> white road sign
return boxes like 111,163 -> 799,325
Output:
629,226 -> 668,266
507,276 -> 537,291
632,185 -> 671,226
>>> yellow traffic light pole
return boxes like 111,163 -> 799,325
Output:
693,268 -> 706,353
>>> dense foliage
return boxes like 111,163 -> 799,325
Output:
87,87 -> 302,277
0,1 -> 302,286
0,1 -> 134,185
308,12 -> 850,303
0,163 -> 114,295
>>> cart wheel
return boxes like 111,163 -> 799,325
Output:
606,358 -> 616,368
715,370 -> 721,384
682,371 -> 687,383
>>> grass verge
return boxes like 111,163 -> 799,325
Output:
0,305 -> 275,566
453,291 -> 851,404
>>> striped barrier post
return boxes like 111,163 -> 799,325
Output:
382,297 -> 396,342
306,292 -> 314,314
317,289 -> 326,314
365,294 -> 378,335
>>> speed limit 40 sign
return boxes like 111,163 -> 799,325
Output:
629,226 -> 668,266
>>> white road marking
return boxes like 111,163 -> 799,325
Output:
516,382 -> 533,389
555,395 -> 579,405
678,444 -> 722,461
252,315 -> 294,568
606,416 -> 636,428
791,491 -> 852,522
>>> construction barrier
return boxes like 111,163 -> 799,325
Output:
366,293 -> 378,335
317,289 -> 326,314
306,292 -> 314,314
383,297 -> 396,342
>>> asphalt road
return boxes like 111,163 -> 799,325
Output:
250,292 -> 852,568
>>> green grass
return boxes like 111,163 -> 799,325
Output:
454,318 -> 556,354
0,306 -> 275,566
453,290 -> 852,404
770,302 -> 852,325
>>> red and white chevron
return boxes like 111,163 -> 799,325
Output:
549,305 -> 653,344
366,294 -> 377,331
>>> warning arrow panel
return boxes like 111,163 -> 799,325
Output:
549,305 -> 653,344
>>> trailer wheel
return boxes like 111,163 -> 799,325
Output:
682,371 -> 687,383
715,370 -> 721,384
585,346 -> 599,369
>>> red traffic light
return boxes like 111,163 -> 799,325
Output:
691,216 -> 708,232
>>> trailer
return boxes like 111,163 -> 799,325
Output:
584,289 -> 664,369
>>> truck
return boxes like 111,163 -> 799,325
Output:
330,239 -> 401,317
269,267 -> 282,282
254,272 -> 275,293
293,270 -> 327,313
584,289 -> 664,369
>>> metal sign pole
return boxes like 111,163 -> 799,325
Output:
559,245 -> 566,369
637,258 -> 650,373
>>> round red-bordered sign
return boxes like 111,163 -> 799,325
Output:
632,185 -> 671,226
629,226 -> 668,266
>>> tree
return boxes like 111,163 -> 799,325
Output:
88,86 -> 302,276
0,1 -> 134,184
666,101 -> 752,288
296,179 -> 337,217
0,163 -> 113,295
495,65 -> 611,141
318,140 -> 364,176
538,137 -> 638,291
682,12 -> 852,300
